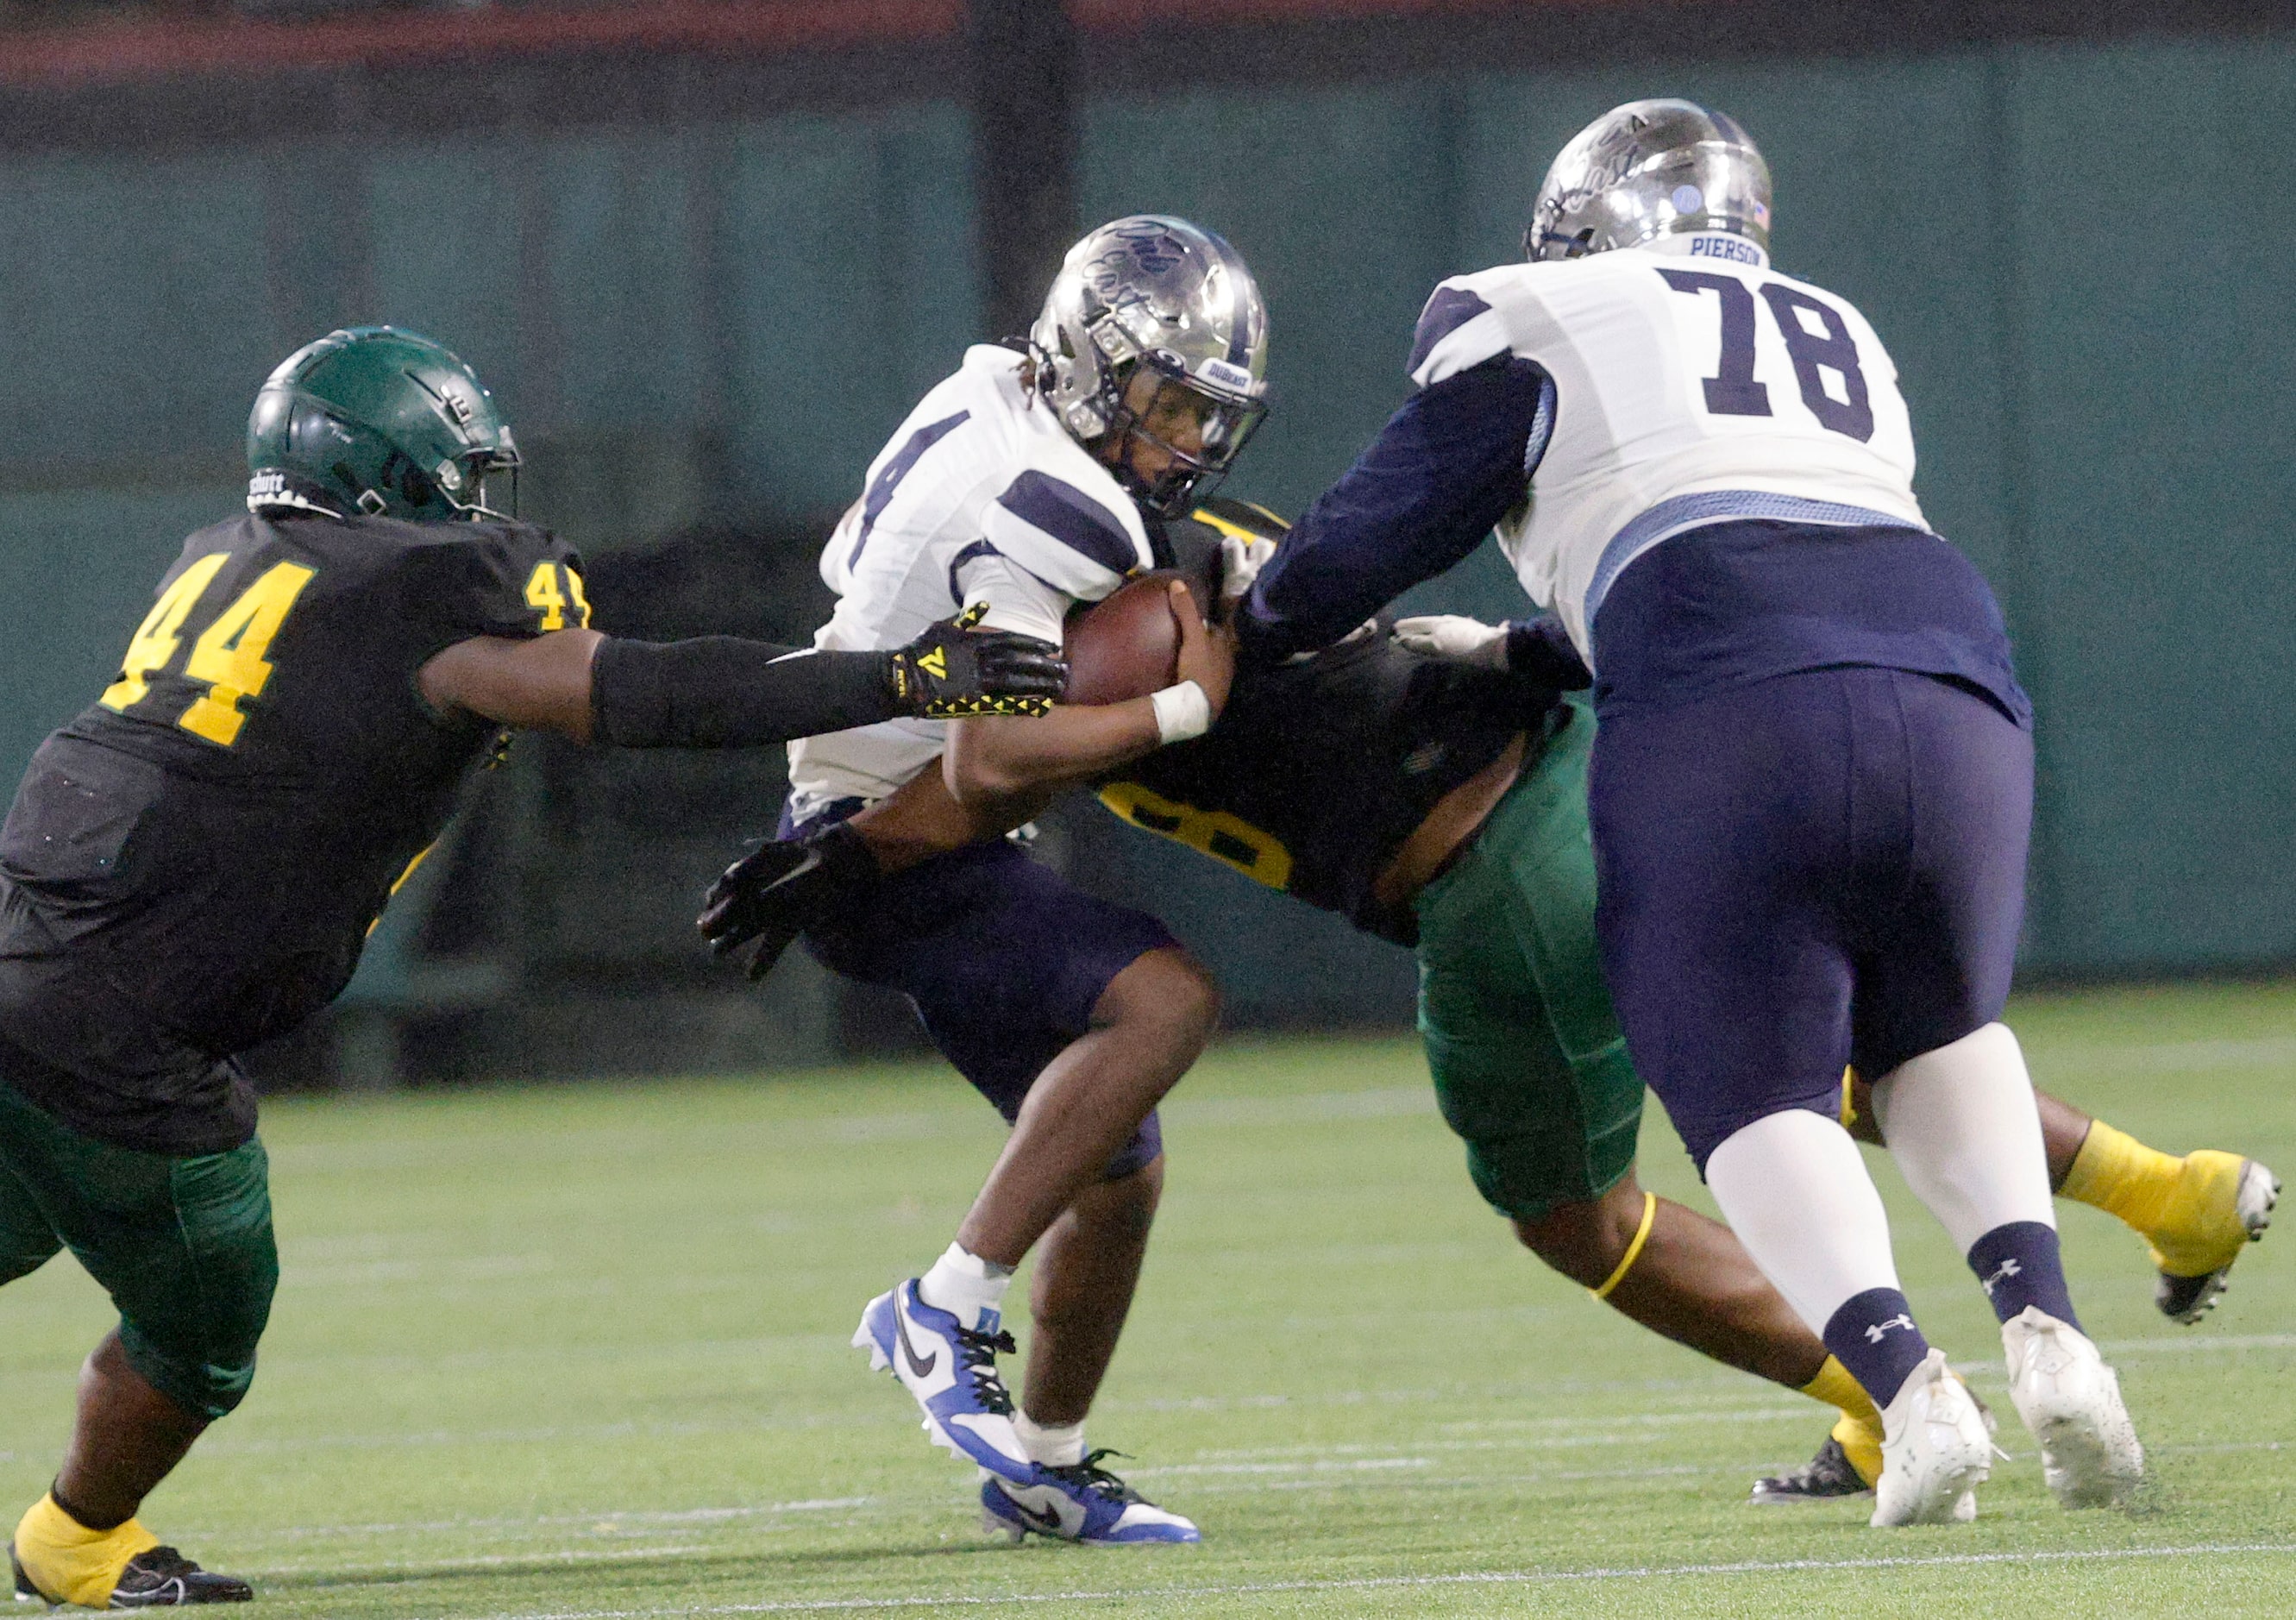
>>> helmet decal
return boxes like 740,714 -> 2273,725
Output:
1028,216 -> 1271,518
247,326 -> 519,524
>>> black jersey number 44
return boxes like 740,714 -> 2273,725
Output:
0,512 -> 580,1154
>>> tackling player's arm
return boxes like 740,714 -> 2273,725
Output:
417,614 -> 1067,747
1239,304 -> 1552,662
1394,612 -> 1593,693
942,581 -> 1233,812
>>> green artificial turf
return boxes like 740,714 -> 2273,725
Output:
3,980 -> 2293,1617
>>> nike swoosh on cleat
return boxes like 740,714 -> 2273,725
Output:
893,1300 -> 938,1380
1010,1497 -> 1063,1533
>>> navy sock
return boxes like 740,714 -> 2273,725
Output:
1822,1286 -> 1933,1409
1967,1221 -> 2081,1330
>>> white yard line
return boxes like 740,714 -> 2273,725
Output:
466,1541 -> 2296,1618
188,1395 -> 1822,1465
1163,1087 -> 1433,1127
2103,1334 -> 2296,1354
1128,1457 -> 1433,1479
191,1435 -> 2296,1551
262,1544 -> 708,1578
266,1083 -> 1447,1178
191,1501 -> 875,1544
2031,1034 -> 2296,1072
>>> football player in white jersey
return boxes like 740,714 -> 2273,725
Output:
704,217 -> 1268,1543
1235,101 -> 2146,1526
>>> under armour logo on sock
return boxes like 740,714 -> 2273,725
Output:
1981,1256 -> 2023,1297
1864,1313 -> 1916,1344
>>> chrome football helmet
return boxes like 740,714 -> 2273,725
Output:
1031,215 -> 1270,517
1525,100 -> 1772,262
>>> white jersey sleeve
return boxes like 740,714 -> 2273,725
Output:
979,468 -> 1152,609
787,345 -> 1151,816
950,544 -> 1070,647
1411,242 -> 1929,659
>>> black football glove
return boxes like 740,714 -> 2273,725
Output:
698,819 -> 881,981
888,604 -> 1067,719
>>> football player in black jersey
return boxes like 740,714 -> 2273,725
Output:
706,498 -> 2275,1525
0,327 -> 1064,1609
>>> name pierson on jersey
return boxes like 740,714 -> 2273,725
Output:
787,344 -> 1154,818
1406,238 -> 1928,661
1686,233 -> 1764,266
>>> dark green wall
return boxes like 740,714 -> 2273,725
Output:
0,32 -> 2288,994
0,100 -> 975,794
1085,36 -> 2296,977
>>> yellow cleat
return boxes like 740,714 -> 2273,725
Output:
11,1494 -> 251,1608
2149,1153 -> 2280,1324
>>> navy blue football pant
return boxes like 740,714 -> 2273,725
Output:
1588,667 -> 2032,1172
789,803 -> 1171,1180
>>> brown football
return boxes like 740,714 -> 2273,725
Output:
1062,570 -> 1207,706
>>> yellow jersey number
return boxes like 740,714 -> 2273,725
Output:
524,562 -> 592,631
100,553 -> 317,747
1097,781 -> 1294,891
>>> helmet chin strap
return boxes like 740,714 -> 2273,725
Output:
438,460 -> 519,523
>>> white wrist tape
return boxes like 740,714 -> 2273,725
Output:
1150,680 -> 1212,744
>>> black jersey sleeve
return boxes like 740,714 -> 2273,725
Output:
391,519 -> 589,670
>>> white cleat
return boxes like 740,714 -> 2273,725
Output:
852,1280 -> 1036,1483
1870,1349 -> 1993,1527
2003,1306 -> 2144,1507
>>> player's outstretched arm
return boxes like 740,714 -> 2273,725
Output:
1239,354 -> 1550,662
417,613 -> 1068,747
943,582 -> 1232,811
1394,612 -> 1592,692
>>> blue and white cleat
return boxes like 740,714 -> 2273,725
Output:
853,1280 -> 1035,1483
981,1452 -> 1201,1545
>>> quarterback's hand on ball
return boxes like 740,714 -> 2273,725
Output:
888,605 -> 1069,719
1171,581 -> 1236,719
1393,614 -> 1510,671
699,820 -> 880,981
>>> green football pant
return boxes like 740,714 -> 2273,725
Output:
0,1082 -> 275,1420
1414,700 -> 1644,1222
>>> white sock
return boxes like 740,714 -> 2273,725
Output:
1870,1023 -> 2056,1253
1705,1108 -> 1904,1337
917,1242 -> 1013,1332
1013,1412 -> 1088,1467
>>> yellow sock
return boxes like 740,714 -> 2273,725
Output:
12,1493 -> 160,1609
2062,1121 -> 2251,1276
1799,1355 -> 1883,1487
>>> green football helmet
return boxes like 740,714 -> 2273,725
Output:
246,326 -> 520,523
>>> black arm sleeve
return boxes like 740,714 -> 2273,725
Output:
590,637 -> 899,748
